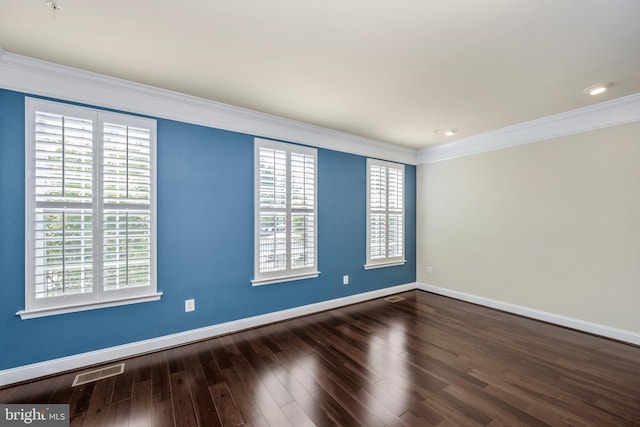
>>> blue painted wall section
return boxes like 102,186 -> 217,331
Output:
0,89 -> 416,370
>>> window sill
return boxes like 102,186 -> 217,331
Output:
364,260 -> 407,270
252,271 -> 320,286
16,292 -> 163,320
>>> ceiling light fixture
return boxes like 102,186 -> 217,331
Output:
583,83 -> 611,96
434,129 -> 458,137
46,1 -> 61,12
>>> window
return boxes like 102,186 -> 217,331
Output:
365,158 -> 406,269
20,98 -> 160,319
253,138 -> 318,285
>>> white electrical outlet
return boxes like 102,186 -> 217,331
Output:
426,266 -> 433,274
185,299 -> 195,312
343,275 -> 349,285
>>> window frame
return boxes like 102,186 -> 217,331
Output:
253,138 -> 319,286
19,98 -> 161,319
365,158 -> 406,269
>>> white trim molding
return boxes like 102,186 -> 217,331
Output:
364,260 -> 407,270
0,52 -> 416,165
417,283 -> 640,346
17,293 -> 163,320
417,92 -> 640,164
0,283 -> 416,387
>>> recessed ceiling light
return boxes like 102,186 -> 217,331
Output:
434,129 -> 458,137
46,1 -> 61,12
583,83 -> 611,96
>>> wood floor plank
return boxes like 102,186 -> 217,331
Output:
111,358 -> 135,404
108,399 -> 131,427
271,362 -> 336,427
196,342 -> 225,386
170,370 -> 198,426
183,353 -> 223,427
68,381 -> 96,418
225,353 -> 290,427
151,399 -> 175,427
81,376 -> 116,426
311,388 -> 363,426
69,413 -> 85,427
281,401 -> 316,427
150,352 -> 171,404
376,378 -> 446,425
47,372 -> 77,405
130,379 -> 153,427
219,366 -> 264,423
3,290 -> 640,426
209,382 -> 245,427
484,381 -> 612,427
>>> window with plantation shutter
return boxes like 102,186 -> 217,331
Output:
253,138 -> 319,285
20,98 -> 160,319
365,159 -> 406,269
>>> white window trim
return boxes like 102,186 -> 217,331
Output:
19,98 -> 160,319
16,293 -> 162,320
364,260 -> 407,270
365,158 -> 406,269
253,138 -> 319,286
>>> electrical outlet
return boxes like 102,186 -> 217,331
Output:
343,275 -> 349,285
426,266 -> 433,274
185,299 -> 195,312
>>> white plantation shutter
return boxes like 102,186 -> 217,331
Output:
257,146 -> 287,273
24,99 -> 158,316
102,121 -> 152,291
33,110 -> 95,300
369,164 -> 387,260
290,152 -> 315,269
366,159 -> 405,268
387,166 -> 404,258
254,139 -> 318,285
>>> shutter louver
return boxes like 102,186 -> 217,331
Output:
33,111 -> 94,298
258,147 -> 288,273
290,152 -> 315,269
103,123 -> 152,291
388,167 -> 403,258
369,165 -> 387,260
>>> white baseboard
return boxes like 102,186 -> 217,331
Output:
4,281 -> 638,387
0,283 -> 416,387
417,283 -> 640,346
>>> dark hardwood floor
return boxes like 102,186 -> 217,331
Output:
2,290 -> 640,426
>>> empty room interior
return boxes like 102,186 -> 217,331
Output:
1,1 -> 639,425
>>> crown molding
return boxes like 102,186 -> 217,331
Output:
0,52 -> 417,165
418,92 -> 640,164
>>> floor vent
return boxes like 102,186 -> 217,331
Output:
72,363 -> 125,387
385,296 -> 405,303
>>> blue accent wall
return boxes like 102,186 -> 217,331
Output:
0,89 -> 416,370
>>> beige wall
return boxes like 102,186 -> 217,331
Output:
417,122 -> 640,333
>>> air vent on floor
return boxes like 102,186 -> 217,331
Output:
72,363 -> 125,387
385,296 -> 405,303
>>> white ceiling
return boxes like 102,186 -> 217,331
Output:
1,0 -> 639,149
